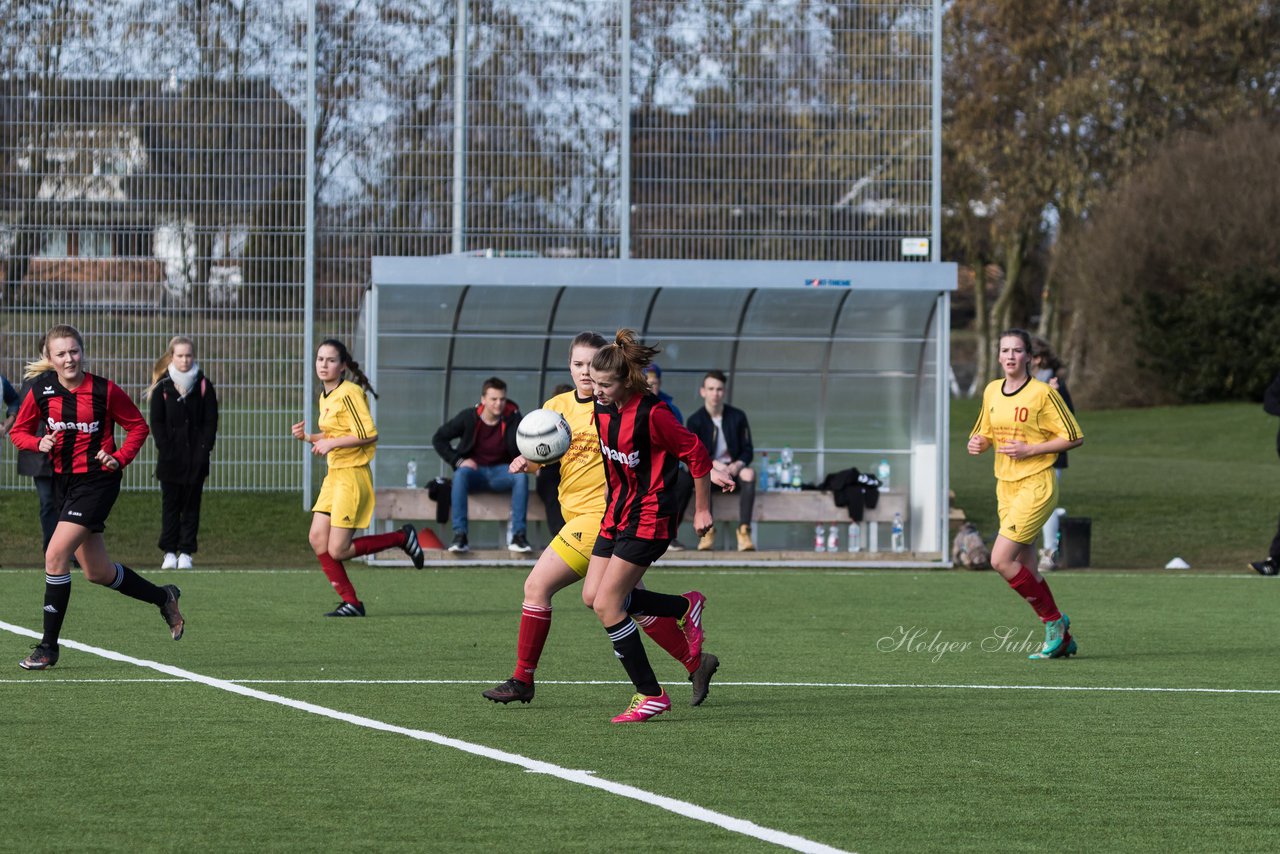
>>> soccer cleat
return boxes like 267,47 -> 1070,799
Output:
177,553 -> 193,570
1029,614 -> 1074,659
697,527 -> 716,551
400,523 -> 425,569
678,590 -> 706,660
161,552 -> 178,570
1249,558 -> 1279,576
610,689 -> 672,723
482,677 -> 535,704
325,601 -> 366,617
736,524 -> 755,552
160,584 -> 185,640
19,643 -> 59,671
508,532 -> 533,554
1037,548 -> 1057,573
448,533 -> 469,554
688,651 -> 719,707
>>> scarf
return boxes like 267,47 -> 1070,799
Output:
168,363 -> 201,398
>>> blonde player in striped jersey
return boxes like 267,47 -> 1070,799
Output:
968,328 -> 1084,660
292,339 -> 424,618
483,332 -> 719,706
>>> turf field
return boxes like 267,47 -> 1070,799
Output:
1,565 -> 1277,853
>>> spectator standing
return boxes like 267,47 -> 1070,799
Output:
432,377 -> 531,554
1250,370 -> 1280,576
145,336 -> 219,570
644,363 -> 693,550
685,370 -> 757,551
1030,336 -> 1075,571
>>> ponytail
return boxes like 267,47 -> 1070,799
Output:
318,338 -> 378,399
590,328 -> 660,397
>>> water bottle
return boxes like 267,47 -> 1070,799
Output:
891,512 -> 905,553
826,525 -> 839,552
790,460 -> 802,491
847,522 -> 862,552
759,453 -> 770,492
877,458 -> 891,490
406,459 -> 417,488
814,524 -> 826,552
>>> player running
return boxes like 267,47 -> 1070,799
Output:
587,329 -> 735,723
483,332 -> 722,707
292,339 -> 424,617
968,328 -> 1085,659
9,324 -> 184,670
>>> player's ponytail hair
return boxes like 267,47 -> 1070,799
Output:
997,328 -> 1034,379
25,324 -> 83,379
318,338 -> 378,399
591,328 -> 659,397
144,335 -> 195,400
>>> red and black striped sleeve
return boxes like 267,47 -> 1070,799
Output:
8,387 -> 42,453
649,402 -> 711,478
107,380 -> 149,467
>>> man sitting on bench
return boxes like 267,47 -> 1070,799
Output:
685,370 -> 757,552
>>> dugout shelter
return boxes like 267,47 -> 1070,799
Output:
357,255 -> 956,563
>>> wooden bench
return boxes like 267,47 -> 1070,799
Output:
374,486 -> 912,553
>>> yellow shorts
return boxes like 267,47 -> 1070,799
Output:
995,467 -> 1058,545
549,511 -> 600,577
313,465 -> 375,530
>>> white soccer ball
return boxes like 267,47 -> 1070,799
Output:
516,408 -> 572,464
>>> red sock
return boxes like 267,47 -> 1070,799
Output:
350,529 -> 407,557
513,604 -> 553,683
636,615 -> 697,673
318,554 -> 359,604
1007,565 -> 1062,622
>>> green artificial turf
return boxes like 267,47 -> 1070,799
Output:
0,567 -> 1276,852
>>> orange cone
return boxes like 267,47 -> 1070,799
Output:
418,527 -> 445,551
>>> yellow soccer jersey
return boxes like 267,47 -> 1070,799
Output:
971,377 -> 1082,482
317,380 -> 377,469
544,389 -> 606,518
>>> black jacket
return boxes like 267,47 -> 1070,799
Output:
432,400 -> 522,469
13,378 -> 51,479
150,372 -> 219,483
686,404 -> 754,467
1265,372 -> 1280,459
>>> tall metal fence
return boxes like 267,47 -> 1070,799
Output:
0,0 -> 939,492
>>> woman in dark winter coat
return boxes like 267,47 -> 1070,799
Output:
146,336 -> 218,569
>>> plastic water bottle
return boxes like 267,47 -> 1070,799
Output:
826,525 -> 839,552
790,461 -> 802,491
759,453 -> 771,492
877,458 -> 891,490
814,524 -> 826,552
847,522 -> 862,552
406,460 -> 417,488
780,446 -> 794,491
891,512 -> 905,553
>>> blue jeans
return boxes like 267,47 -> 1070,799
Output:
451,464 -> 528,537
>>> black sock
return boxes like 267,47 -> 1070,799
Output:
108,563 -> 167,607
605,618 -> 661,696
624,589 -> 689,619
41,573 -> 72,647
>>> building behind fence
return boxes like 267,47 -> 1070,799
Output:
0,0 -> 939,492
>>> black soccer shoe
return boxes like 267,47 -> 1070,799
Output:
400,523 -> 426,569
448,533 -> 469,554
19,643 -> 60,671
325,601 -> 367,617
160,584 -> 185,640
1249,558 -> 1279,576
482,678 -> 535,704
688,651 -> 720,707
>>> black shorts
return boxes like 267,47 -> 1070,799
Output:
53,470 -> 122,533
591,533 -> 671,568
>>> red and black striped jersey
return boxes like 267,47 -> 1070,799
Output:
10,371 -> 149,474
593,393 -> 712,541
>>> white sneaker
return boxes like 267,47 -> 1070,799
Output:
177,553 -> 193,570
162,552 -> 178,570
1037,548 -> 1057,573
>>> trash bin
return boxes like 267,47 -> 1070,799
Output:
1060,516 -> 1091,568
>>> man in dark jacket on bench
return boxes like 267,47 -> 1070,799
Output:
686,370 -> 757,552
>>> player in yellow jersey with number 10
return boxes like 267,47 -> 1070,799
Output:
968,328 -> 1084,660
482,332 -> 720,707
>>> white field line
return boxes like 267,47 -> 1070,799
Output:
2,675 -> 1276,695
0,620 -> 851,854
0,567 -> 1264,578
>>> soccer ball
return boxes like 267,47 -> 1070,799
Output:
516,409 -> 572,464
